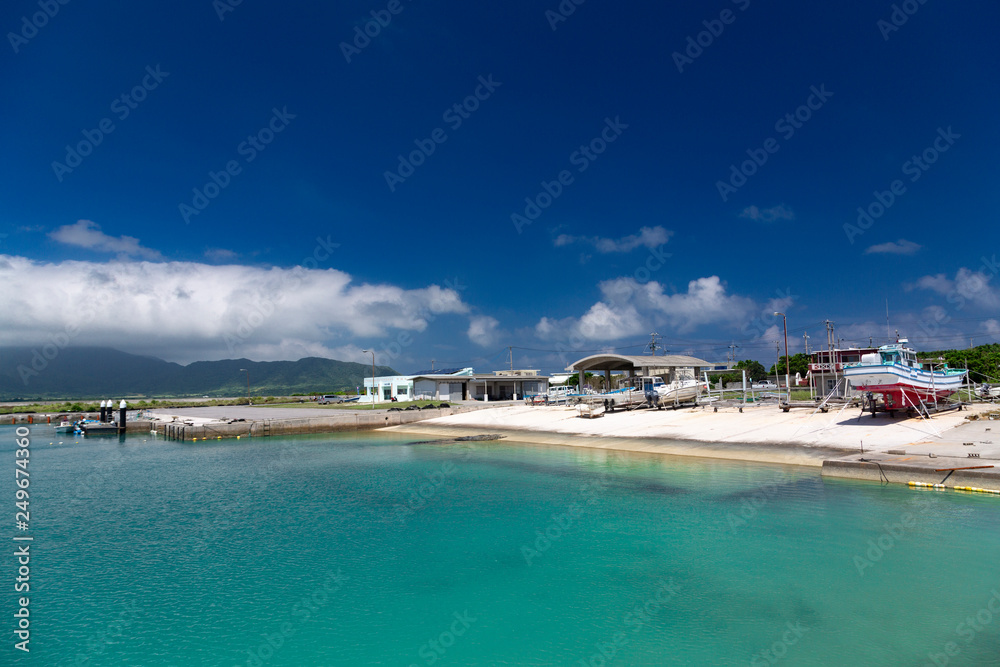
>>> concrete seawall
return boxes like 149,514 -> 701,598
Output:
154,405 -> 494,441
822,457 -> 1000,488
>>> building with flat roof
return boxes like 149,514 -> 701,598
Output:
808,347 -> 877,398
363,367 -> 548,402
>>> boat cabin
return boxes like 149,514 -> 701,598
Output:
874,344 -> 921,369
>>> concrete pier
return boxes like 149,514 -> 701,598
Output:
149,404 -> 496,441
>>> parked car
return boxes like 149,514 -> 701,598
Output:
317,394 -> 340,404
753,381 -> 777,389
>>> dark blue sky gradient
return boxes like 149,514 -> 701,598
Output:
3,0 -> 998,369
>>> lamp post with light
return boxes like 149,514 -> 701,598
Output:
774,312 -> 789,398
362,350 -> 375,410
239,368 -> 250,405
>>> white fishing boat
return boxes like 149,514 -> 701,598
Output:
631,376 -> 706,404
843,339 -> 966,411
656,377 -> 707,403
54,420 -> 76,433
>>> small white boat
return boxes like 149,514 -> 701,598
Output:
655,378 -> 707,403
54,421 -> 76,433
631,376 -> 706,405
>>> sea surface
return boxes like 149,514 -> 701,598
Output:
4,424 -> 1000,666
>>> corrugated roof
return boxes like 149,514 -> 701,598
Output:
409,367 -> 466,376
566,353 -> 712,372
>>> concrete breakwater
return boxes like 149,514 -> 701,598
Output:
3,404 -> 498,441
154,404 -> 494,441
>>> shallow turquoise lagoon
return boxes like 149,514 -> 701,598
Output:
4,425 -> 1000,665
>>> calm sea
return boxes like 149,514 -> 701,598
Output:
3,424 -> 1000,666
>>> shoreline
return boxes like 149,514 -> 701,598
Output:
385,402 -> 1000,489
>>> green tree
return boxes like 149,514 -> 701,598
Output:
768,353 -> 810,379
719,359 -> 766,385
562,372 -> 596,389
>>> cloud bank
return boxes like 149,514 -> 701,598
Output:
0,255 -> 469,363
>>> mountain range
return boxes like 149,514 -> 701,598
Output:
0,347 -> 398,400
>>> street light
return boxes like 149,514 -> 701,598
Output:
774,312 -> 789,397
362,350 -> 375,410
239,368 -> 250,405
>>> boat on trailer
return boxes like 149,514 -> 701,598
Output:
843,339 -> 966,411
631,376 -> 706,405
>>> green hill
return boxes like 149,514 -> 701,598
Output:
0,347 -> 397,400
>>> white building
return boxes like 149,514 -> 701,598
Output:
362,367 -> 549,403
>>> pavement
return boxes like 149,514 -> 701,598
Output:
386,400 -> 1000,468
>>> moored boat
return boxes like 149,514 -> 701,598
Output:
843,339 -> 966,411
54,420 -> 76,433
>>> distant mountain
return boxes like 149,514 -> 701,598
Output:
0,347 -> 398,400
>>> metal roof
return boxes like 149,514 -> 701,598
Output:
409,367 -> 467,376
566,353 -> 712,372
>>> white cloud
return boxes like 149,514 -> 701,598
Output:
739,205 -> 794,223
49,220 -> 162,260
984,319 -> 1000,336
467,315 -> 501,348
554,226 -> 672,253
536,275 -> 756,341
0,255 -> 469,363
865,239 -> 921,255
912,267 -> 999,309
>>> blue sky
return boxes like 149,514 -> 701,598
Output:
2,0 -> 998,373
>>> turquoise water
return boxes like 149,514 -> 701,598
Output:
4,425 -> 1000,666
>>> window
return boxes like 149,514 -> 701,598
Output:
383,386 -> 392,400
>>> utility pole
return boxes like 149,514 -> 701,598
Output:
648,332 -> 660,356
431,359 -> 435,371
774,341 -> 781,386
508,346 -> 514,371
803,331 -> 810,355
728,341 -> 739,368
824,319 -> 835,391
